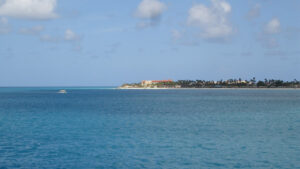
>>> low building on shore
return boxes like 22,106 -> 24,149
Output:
141,80 -> 173,87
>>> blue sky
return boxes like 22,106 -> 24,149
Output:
0,0 -> 299,86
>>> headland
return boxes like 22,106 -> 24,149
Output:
119,78 -> 300,89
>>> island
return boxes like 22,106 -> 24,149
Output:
119,78 -> 300,89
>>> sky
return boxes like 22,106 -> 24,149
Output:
0,0 -> 299,86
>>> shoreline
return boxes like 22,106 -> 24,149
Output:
117,87 -> 300,90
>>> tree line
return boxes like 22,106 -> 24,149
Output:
153,78 -> 300,88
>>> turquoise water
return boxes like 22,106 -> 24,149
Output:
0,88 -> 299,168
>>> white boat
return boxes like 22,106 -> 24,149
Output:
58,89 -> 67,94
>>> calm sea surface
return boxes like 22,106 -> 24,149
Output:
0,88 -> 299,168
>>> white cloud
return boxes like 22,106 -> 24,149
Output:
64,29 -> 82,51
257,34 -> 279,49
40,29 -> 81,43
0,17 -> 10,34
0,0 -> 58,20
264,18 -> 280,34
257,18 -> 281,49
0,17 -> 8,24
19,25 -> 44,35
64,29 -> 80,41
40,34 -> 60,42
135,0 -> 166,19
187,0 -> 233,40
39,29 -> 83,51
246,3 -> 261,20
172,29 -> 182,40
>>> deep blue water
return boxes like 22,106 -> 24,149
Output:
0,88 -> 299,168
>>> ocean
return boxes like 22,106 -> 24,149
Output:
0,88 -> 299,168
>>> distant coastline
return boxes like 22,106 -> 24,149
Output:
119,78 -> 300,89
118,87 -> 300,90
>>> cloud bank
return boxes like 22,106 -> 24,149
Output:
0,0 -> 58,20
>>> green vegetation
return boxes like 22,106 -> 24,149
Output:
121,78 -> 300,88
